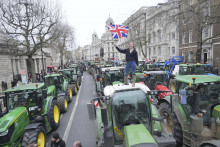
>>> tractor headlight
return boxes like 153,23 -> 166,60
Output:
0,129 -> 8,136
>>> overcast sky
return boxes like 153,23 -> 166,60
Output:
56,0 -> 166,48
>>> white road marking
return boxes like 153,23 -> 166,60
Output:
63,76 -> 83,142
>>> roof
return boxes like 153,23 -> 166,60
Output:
144,71 -> 167,74
101,67 -> 124,72
4,83 -> 44,93
58,69 -> 72,71
44,74 -> 61,78
104,83 -> 150,97
175,75 -> 220,84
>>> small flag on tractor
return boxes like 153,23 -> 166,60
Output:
107,24 -> 129,39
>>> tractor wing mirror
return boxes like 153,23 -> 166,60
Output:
180,90 -> 187,104
87,103 -> 96,120
42,89 -> 47,99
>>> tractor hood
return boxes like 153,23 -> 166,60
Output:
124,124 -> 158,147
0,107 -> 27,132
47,85 -> 55,95
112,81 -> 123,85
212,105 -> 220,119
155,85 -> 172,99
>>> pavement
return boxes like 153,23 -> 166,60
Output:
46,72 -> 97,147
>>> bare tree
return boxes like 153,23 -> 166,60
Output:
51,23 -> 75,68
172,0 -> 220,63
0,0 -> 62,82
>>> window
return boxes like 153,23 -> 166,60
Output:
172,47 -> 175,54
182,32 -> 185,44
190,0 -> 193,5
172,32 -> 175,39
153,47 -> 156,55
158,30 -> 161,42
153,32 -> 156,43
188,51 -> 193,61
189,30 -> 192,43
182,4 -> 185,11
149,48 -> 151,56
158,47 -> 161,55
203,26 -> 209,39
148,34 -> 151,43
182,51 -> 185,58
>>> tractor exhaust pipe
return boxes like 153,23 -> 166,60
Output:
193,92 -> 200,115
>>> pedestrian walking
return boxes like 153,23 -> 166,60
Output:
51,132 -> 66,147
73,141 -> 82,147
114,42 -> 138,87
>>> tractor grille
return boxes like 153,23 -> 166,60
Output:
0,124 -> 14,144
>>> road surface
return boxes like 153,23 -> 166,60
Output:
46,72 -> 97,147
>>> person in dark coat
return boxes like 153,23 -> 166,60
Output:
51,132 -> 66,147
114,42 -> 138,87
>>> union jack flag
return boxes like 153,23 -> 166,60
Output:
107,24 -> 129,39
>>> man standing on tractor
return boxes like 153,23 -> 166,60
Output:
114,42 -> 138,87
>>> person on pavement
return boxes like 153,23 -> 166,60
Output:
73,141 -> 82,147
51,132 -> 66,147
114,42 -> 138,87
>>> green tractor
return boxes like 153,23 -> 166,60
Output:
87,83 -> 176,147
58,69 -> 78,97
70,64 -> 82,86
95,67 -> 125,96
0,83 -> 60,147
159,75 -> 220,146
44,74 -> 69,113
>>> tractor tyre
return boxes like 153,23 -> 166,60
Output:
169,79 -> 176,93
158,102 -> 183,145
76,80 -> 80,90
22,126 -> 46,147
57,95 -> 68,113
48,100 -> 60,130
67,85 -> 73,103
73,84 -> 78,96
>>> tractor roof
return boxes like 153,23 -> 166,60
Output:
144,71 -> 167,74
175,75 -> 220,84
101,67 -> 124,72
44,74 -> 61,78
104,83 -> 150,97
58,69 -> 72,71
4,83 -> 44,93
179,63 -> 205,67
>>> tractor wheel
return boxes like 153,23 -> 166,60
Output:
48,100 -> 60,130
67,85 -> 73,103
22,126 -> 46,147
57,96 -> 68,113
76,80 -> 80,90
158,102 -> 183,145
73,85 -> 78,96
169,79 -> 176,93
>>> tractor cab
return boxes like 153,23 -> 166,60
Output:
0,95 -> 6,117
58,69 -> 77,84
47,65 -> 58,73
143,64 -> 161,71
143,71 -> 168,90
44,74 -> 64,95
88,83 -> 176,147
101,67 -> 124,86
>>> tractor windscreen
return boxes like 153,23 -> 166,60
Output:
62,70 -> 71,78
112,90 -> 151,143
7,91 -> 39,111
191,66 -> 205,75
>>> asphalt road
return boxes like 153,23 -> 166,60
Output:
46,72 -> 97,147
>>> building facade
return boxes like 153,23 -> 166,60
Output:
179,0 -> 220,66
146,1 -> 179,61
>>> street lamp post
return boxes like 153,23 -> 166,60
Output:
39,32 -> 44,74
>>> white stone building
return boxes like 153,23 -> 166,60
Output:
146,1 -> 179,61
116,6 -> 154,60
